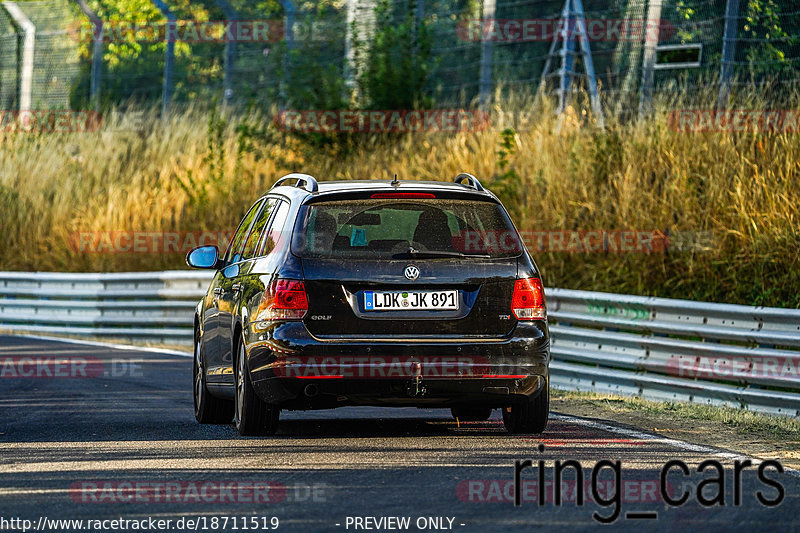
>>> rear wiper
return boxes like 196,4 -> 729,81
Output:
391,249 -> 490,259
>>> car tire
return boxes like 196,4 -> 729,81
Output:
450,406 -> 493,422
194,330 -> 233,424
234,337 -> 280,436
502,384 -> 549,434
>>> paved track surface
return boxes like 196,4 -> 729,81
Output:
1,335 -> 798,532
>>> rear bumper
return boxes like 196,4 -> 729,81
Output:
243,320 -> 549,409
253,375 -> 547,410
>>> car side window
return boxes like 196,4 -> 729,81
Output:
258,200 -> 290,256
241,198 -> 279,261
224,199 -> 264,264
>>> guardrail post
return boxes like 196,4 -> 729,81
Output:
1,1 -> 34,111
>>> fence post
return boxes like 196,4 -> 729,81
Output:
2,1 -> 34,111
718,0 -> 740,108
214,0 -> 237,107
73,0 -> 103,109
478,0 -> 495,108
638,0 -> 662,119
151,0 -> 175,115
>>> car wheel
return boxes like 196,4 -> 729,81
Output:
450,406 -> 493,422
194,330 -> 233,424
233,337 -> 280,436
502,384 -> 549,434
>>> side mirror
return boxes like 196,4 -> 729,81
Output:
186,245 -> 220,269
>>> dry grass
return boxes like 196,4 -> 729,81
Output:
1,92 -> 799,306
553,388 -> 800,441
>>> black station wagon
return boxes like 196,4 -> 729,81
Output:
187,173 -> 550,435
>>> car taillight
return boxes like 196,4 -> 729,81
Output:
511,278 -> 546,320
254,279 -> 308,323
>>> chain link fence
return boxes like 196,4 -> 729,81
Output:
0,0 -> 81,109
0,0 -> 798,116
26,0 -> 81,108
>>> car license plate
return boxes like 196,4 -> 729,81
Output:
364,290 -> 458,311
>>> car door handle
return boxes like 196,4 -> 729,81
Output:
232,283 -> 243,292
213,287 -> 224,296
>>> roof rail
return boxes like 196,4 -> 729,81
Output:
271,173 -> 319,193
454,173 -> 484,192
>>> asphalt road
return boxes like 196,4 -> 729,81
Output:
1,335 -> 798,533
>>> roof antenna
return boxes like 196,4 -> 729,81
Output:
390,173 -> 399,186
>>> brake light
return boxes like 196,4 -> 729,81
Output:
370,193 -> 436,199
254,279 -> 308,323
511,278 -> 546,320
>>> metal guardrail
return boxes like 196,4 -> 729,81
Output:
547,288 -> 800,416
1,271 -> 798,416
0,271 -> 212,345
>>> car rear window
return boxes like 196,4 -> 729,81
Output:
291,198 -> 523,259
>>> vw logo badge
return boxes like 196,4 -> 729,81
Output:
404,265 -> 420,281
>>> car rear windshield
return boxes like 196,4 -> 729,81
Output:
291,198 -> 523,259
